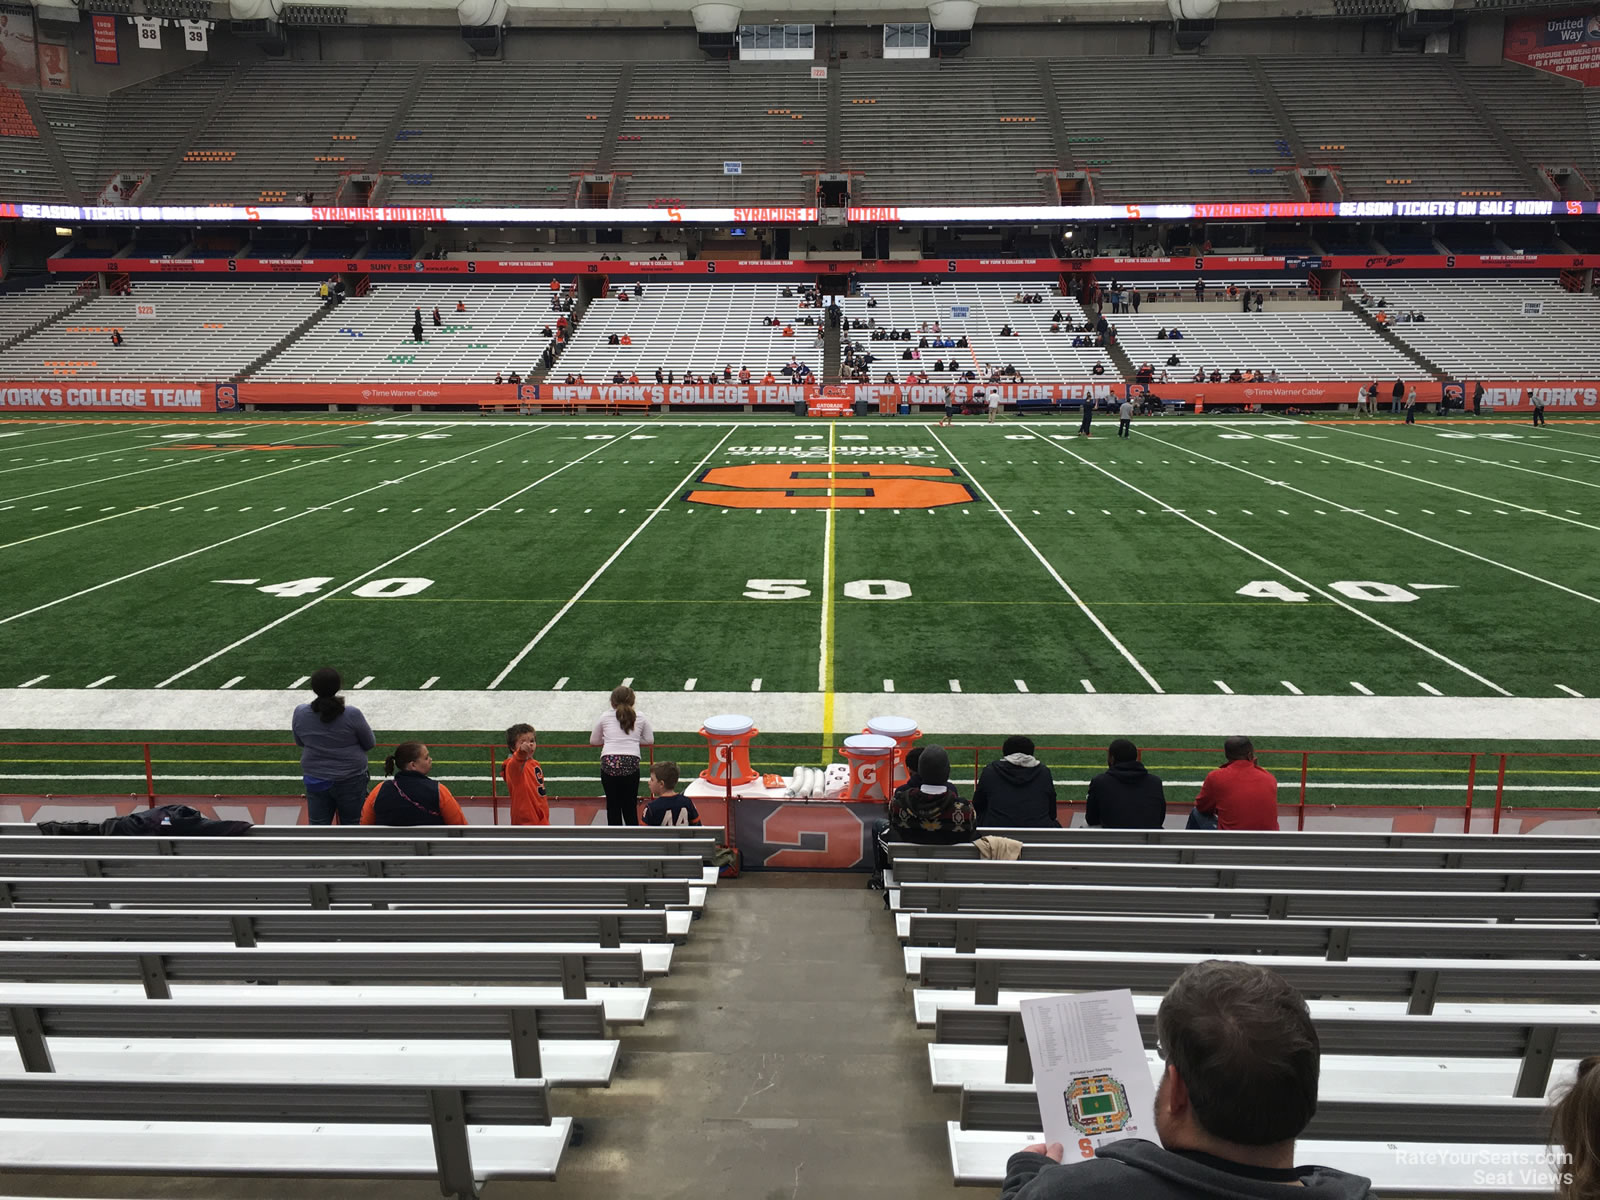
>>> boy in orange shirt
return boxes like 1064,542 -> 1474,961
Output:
503,723 -> 550,826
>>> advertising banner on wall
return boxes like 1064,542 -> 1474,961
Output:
1505,9 -> 1600,86
90,14 -> 119,65
0,4 -> 38,89
0,381 -> 216,413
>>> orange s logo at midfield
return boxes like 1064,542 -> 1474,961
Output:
685,463 -> 973,509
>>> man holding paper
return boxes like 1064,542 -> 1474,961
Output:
1000,961 -> 1378,1200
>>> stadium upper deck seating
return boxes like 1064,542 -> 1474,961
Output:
160,63 -> 416,205
836,284 -> 1117,382
257,284 -> 568,383
1454,64 -> 1597,184
0,86 -> 63,201
1116,311 -> 1417,381
840,59 -> 1056,204
382,63 -> 619,205
611,63 -> 823,206
1049,58 -> 1297,202
555,283 -> 824,381
1260,57 -> 1531,199
0,283 -> 310,381
1360,276 -> 1600,379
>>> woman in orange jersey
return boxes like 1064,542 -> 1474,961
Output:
503,723 -> 550,826
361,743 -> 467,826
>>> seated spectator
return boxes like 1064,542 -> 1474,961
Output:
762,370 -> 776,384
739,366 -> 751,384
1191,737 -> 1279,830
612,371 -> 626,384
1091,362 -> 1106,376
1157,327 -> 1169,340
933,359 -> 945,372
1267,368 -> 1280,382
1209,369 -> 1223,383
456,300 -> 467,312
111,329 -> 124,347
871,744 -> 978,887
1051,309 -> 1064,322
1000,961 -> 1373,1200
618,291 -> 631,303
541,325 -> 553,337
564,373 -> 576,384
362,743 -> 466,826
1193,367 -> 1206,383
956,336 -> 969,347
866,296 -> 878,308
494,372 -> 504,385
782,325 -> 795,337
627,372 -> 639,384
642,761 -> 701,827
1170,328 -> 1184,340
973,735 -> 1059,828
882,371 -> 897,385
999,324 -> 1015,337
1071,336 -> 1083,348
1166,354 -> 1181,367
620,334 -> 633,346
1228,368 -> 1244,383
1085,738 -> 1167,828
608,333 -> 621,345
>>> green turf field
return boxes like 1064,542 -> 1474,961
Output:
1,410 -> 1598,806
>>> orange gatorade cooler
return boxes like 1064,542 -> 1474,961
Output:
864,714 -> 921,789
840,733 -> 897,802
700,713 -> 759,788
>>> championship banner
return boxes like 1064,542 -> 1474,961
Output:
0,3 -> 38,89
90,14 -> 118,64
1505,9 -> 1600,86
0,381 -> 216,413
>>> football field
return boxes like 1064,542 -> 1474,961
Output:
2,410 -> 1598,768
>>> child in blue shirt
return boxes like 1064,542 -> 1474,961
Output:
641,761 -> 701,827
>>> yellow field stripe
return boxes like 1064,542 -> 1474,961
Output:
820,420 -> 838,762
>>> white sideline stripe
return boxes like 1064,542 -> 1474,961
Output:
372,417 -> 1305,430
5,770 -> 1598,796
6,688 -> 1596,740
0,421 -> 282,505
928,429 -> 1163,694
486,427 -> 736,690
153,425 -> 592,690
1135,428 -> 1600,607
1025,426 -> 1512,698
0,423 -> 370,554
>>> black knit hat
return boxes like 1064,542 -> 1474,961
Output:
918,744 -> 951,787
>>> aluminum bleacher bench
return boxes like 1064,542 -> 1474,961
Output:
0,1075 -> 569,1198
0,995 -> 614,1086
891,880 -> 1600,923
0,833 -> 721,865
894,840 -> 1600,871
935,1001 -> 1600,1096
0,852 -> 719,887
0,905 -> 689,947
0,941 -> 660,1011
912,947 -> 1600,1012
961,827 -> 1600,851
949,1088 -> 1551,1191
900,911 -> 1600,960
887,856 -> 1600,894
0,824 -> 724,843
0,875 -> 703,911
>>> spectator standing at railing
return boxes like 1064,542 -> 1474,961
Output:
591,685 -> 654,826
502,723 -> 549,826
1390,379 -> 1404,416
292,668 -> 376,826
1472,381 -> 1484,417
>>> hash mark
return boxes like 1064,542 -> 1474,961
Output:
1081,679 -> 1094,693
684,678 -> 697,691
1213,680 -> 1233,695
948,679 -> 962,693
751,678 -> 763,692
353,675 -> 374,689
290,675 -> 310,689
1418,682 -> 1443,696
421,677 -> 439,690
85,675 -> 115,689
883,679 -> 895,693
220,676 -> 244,690
1015,679 -> 1029,693
553,677 -> 569,691
1351,682 -> 1374,696
1281,681 -> 1302,695
18,675 -> 47,688
1556,684 -> 1583,698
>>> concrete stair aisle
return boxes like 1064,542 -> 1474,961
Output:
823,318 -> 841,383
1343,296 -> 1447,380
233,297 -> 347,381
18,91 -> 83,205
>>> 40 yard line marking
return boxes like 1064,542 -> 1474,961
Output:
928,428 -> 1163,693
486,426 -> 736,691
156,424 -> 622,689
1021,425 -> 1512,697
1134,428 -> 1600,607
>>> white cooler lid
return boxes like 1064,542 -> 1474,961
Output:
702,714 -> 755,736
842,733 -> 896,755
865,715 -> 919,738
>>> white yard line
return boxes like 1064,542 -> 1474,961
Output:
0,422 -> 429,555
0,428 -> 264,480
156,424 -> 619,689
0,424 -> 177,455
818,422 -> 837,693
486,427 -> 736,691
0,428 -> 535,628
1134,428 -> 1600,607
4,687 -> 1596,741
1021,425 -> 1512,697
927,428 -> 1163,693
1299,421 -> 1600,493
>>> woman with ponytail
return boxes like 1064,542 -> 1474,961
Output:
1552,1056 -> 1600,1200
361,743 -> 467,826
590,684 -> 654,825
291,667 -> 376,825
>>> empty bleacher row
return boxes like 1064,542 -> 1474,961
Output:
1115,311 -> 1417,381
5,57 -> 1589,207
883,826 -> 1599,1193
0,281 -> 78,348
0,822 -> 721,1193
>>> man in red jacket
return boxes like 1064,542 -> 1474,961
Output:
1191,737 -> 1279,830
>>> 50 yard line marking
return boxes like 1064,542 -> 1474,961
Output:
1021,425 -> 1511,697
927,428 -> 1163,693
1133,428 -> 1600,608
486,426 -> 736,690
820,420 -> 838,753
1,425 -> 545,631
157,423 -> 620,688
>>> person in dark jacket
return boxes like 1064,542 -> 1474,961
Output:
1085,738 -> 1168,828
869,744 -> 976,888
973,735 -> 1059,827
999,960 -> 1379,1200
361,742 -> 467,826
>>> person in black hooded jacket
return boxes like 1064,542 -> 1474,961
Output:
973,735 -> 1059,827
1085,737 -> 1168,828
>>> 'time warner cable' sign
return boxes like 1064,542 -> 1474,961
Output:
11,198 -> 1600,224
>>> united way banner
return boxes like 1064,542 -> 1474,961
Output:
1504,9 -> 1600,86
